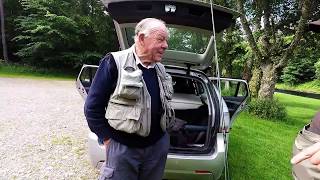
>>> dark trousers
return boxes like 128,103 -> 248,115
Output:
99,133 -> 170,180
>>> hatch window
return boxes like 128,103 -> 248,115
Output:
126,26 -> 211,54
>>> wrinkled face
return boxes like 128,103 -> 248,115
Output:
141,25 -> 169,62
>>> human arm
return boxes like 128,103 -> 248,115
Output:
84,54 -> 118,144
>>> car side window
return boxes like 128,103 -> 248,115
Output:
79,67 -> 97,93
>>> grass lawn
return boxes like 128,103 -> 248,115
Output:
228,93 -> 320,180
277,80 -> 320,94
0,62 -> 76,80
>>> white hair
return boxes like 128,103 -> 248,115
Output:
134,18 -> 167,42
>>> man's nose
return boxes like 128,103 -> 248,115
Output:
162,41 -> 168,49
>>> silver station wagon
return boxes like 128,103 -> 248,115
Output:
76,0 -> 249,179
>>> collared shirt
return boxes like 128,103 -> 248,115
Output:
132,45 -> 156,69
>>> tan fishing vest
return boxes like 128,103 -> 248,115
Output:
105,46 -> 175,137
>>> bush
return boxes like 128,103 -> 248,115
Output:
247,98 -> 287,121
315,60 -> 320,80
281,58 -> 315,85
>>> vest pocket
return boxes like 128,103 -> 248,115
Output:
118,68 -> 143,100
105,101 -> 142,134
162,74 -> 173,100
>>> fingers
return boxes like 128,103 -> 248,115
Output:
104,139 -> 111,148
310,149 -> 320,165
291,142 -> 320,164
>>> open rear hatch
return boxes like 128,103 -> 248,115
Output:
102,0 -> 239,70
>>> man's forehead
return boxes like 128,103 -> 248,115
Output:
149,26 -> 169,37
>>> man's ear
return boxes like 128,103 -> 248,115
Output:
138,33 -> 145,46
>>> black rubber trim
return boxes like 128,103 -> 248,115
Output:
107,1 -> 235,32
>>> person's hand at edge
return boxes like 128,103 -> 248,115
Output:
291,142 -> 320,170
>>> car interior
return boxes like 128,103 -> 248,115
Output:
169,75 -> 210,150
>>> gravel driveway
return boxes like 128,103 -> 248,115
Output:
0,77 -> 99,179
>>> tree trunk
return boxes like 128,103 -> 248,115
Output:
248,67 -> 262,98
0,0 -> 8,62
258,64 -> 277,99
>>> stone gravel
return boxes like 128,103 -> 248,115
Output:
0,77 -> 99,180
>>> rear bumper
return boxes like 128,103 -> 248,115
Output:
164,133 -> 226,180
87,132 -> 226,180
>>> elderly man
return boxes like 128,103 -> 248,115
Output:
291,112 -> 320,179
84,18 -> 174,180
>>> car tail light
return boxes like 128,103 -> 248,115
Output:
194,170 -> 211,174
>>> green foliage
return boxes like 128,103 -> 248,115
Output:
217,26 -> 248,78
315,60 -> 320,80
168,28 -> 210,54
280,28 -> 320,85
11,0 -> 117,69
281,58 -> 316,85
247,98 -> 287,121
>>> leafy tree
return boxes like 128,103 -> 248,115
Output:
3,0 -> 23,61
12,0 -> 117,69
217,25 -> 248,78
236,0 -> 314,99
280,32 -> 320,85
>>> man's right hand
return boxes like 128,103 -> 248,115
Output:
291,142 -> 320,170
103,138 -> 111,149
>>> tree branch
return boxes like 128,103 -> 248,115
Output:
275,0 -> 311,69
253,0 -> 262,31
262,0 -> 272,55
0,0 -> 8,62
236,0 -> 263,61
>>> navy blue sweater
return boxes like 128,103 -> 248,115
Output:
84,54 -> 164,148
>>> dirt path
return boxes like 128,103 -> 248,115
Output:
0,77 -> 98,179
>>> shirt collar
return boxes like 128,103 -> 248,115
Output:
131,45 -> 156,69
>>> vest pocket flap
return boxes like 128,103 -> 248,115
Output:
106,102 -> 141,121
118,85 -> 142,100
118,68 -> 143,100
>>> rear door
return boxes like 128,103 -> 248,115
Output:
210,77 -> 249,126
76,65 -> 98,100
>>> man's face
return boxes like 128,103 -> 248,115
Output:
142,25 -> 169,62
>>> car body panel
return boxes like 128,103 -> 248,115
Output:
164,133 -> 226,180
76,64 -> 98,99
